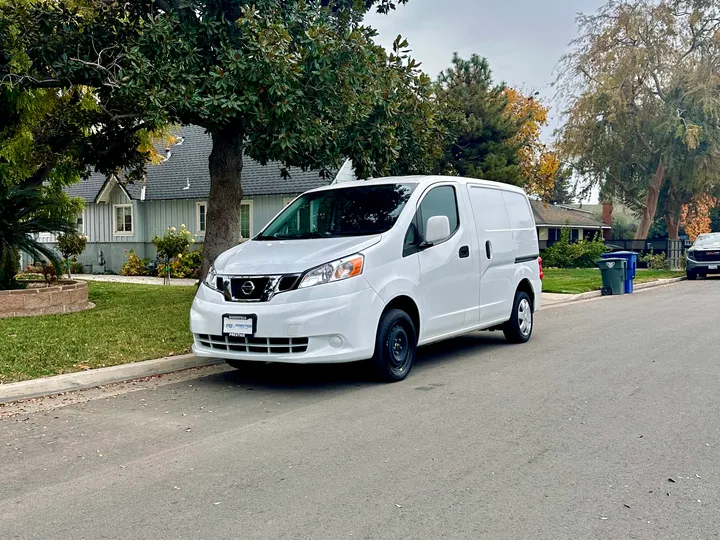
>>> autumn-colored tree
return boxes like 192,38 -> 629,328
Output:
682,195 -> 718,241
504,88 -> 560,200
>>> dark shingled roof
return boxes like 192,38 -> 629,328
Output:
530,200 -> 609,228
65,125 -> 334,202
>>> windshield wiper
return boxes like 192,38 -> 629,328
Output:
258,231 -> 330,240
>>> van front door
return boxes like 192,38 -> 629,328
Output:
413,185 -> 477,341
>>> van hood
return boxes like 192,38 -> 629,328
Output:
215,236 -> 382,276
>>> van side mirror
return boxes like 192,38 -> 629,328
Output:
423,215 -> 451,246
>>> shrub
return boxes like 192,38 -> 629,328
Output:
70,260 -> 84,274
640,251 -> 669,271
153,225 -> 194,260
120,249 -> 151,276
543,228 -> 607,269
168,249 -> 203,279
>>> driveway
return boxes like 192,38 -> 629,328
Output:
1,281 -> 718,539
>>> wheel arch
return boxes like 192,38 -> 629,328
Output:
515,278 -> 536,309
383,295 -> 421,337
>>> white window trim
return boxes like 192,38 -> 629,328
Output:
113,204 -> 134,236
196,201 -> 207,236
76,209 -> 86,236
240,200 -> 254,239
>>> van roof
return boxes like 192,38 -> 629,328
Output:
310,175 -> 528,195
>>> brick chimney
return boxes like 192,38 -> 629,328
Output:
602,201 -> 613,241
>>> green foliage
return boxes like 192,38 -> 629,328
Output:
56,233 -> 87,259
70,260 -> 84,274
640,251 -> 669,271
611,218 -> 638,241
549,167 -> 575,205
0,183 -> 75,288
153,225 -> 195,261
1,0 -> 449,269
435,54 -> 523,184
168,249 -> 203,279
542,227 -> 607,269
120,249 -> 151,277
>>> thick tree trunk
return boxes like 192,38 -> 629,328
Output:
200,130 -> 245,278
636,161 -> 665,240
664,190 -> 683,241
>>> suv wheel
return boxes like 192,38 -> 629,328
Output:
687,269 -> 697,280
371,309 -> 417,382
503,291 -> 534,344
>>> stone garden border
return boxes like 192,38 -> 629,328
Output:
0,280 -> 92,318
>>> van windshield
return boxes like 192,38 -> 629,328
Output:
257,184 -> 416,240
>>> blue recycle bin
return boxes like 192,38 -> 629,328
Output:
602,251 -> 638,293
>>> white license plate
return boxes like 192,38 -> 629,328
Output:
223,316 -> 254,336
709,265 -> 718,270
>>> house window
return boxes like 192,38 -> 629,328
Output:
571,229 -> 580,242
196,202 -> 207,234
240,201 -> 253,239
76,212 -> 85,235
113,204 -> 133,235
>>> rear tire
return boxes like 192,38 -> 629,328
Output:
503,292 -> 534,344
687,270 -> 697,280
371,309 -> 417,383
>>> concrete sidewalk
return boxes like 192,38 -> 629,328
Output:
73,274 -> 198,286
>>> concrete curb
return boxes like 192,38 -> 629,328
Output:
541,277 -> 686,310
0,354 -> 222,404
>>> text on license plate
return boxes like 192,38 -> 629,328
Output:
710,265 -> 718,270
223,316 -> 253,336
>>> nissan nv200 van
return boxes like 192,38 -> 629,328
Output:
191,176 -> 543,382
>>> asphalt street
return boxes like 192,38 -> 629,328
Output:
1,281 -> 719,540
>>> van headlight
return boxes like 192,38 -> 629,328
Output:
298,255 -> 364,289
203,265 -> 221,291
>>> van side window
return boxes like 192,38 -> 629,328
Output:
418,186 -> 459,237
501,191 -> 534,229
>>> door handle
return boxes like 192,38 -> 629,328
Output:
459,245 -> 470,258
485,240 -> 493,260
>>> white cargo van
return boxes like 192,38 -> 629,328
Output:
191,176 -> 543,381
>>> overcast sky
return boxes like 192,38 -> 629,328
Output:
365,0 -> 606,201
365,0 -> 605,137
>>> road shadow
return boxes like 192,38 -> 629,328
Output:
189,331 -> 510,393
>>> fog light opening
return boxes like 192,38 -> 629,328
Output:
329,336 -> 344,349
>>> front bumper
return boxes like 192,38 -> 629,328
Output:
190,281 -> 385,364
686,258 -> 720,274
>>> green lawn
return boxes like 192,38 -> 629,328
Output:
0,282 -> 197,384
543,268 -> 684,294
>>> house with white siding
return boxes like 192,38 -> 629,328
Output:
36,125 -> 339,273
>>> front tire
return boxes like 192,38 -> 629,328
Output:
503,292 -> 534,344
371,309 -> 417,382
687,269 -> 697,280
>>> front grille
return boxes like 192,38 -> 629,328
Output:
693,250 -> 720,262
220,274 -> 301,302
230,277 -> 270,301
195,334 -> 309,354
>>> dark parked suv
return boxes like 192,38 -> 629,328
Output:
686,233 -> 720,280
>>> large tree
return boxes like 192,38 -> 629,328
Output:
556,0 -> 720,240
1,0 -> 446,275
435,54 -> 525,184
